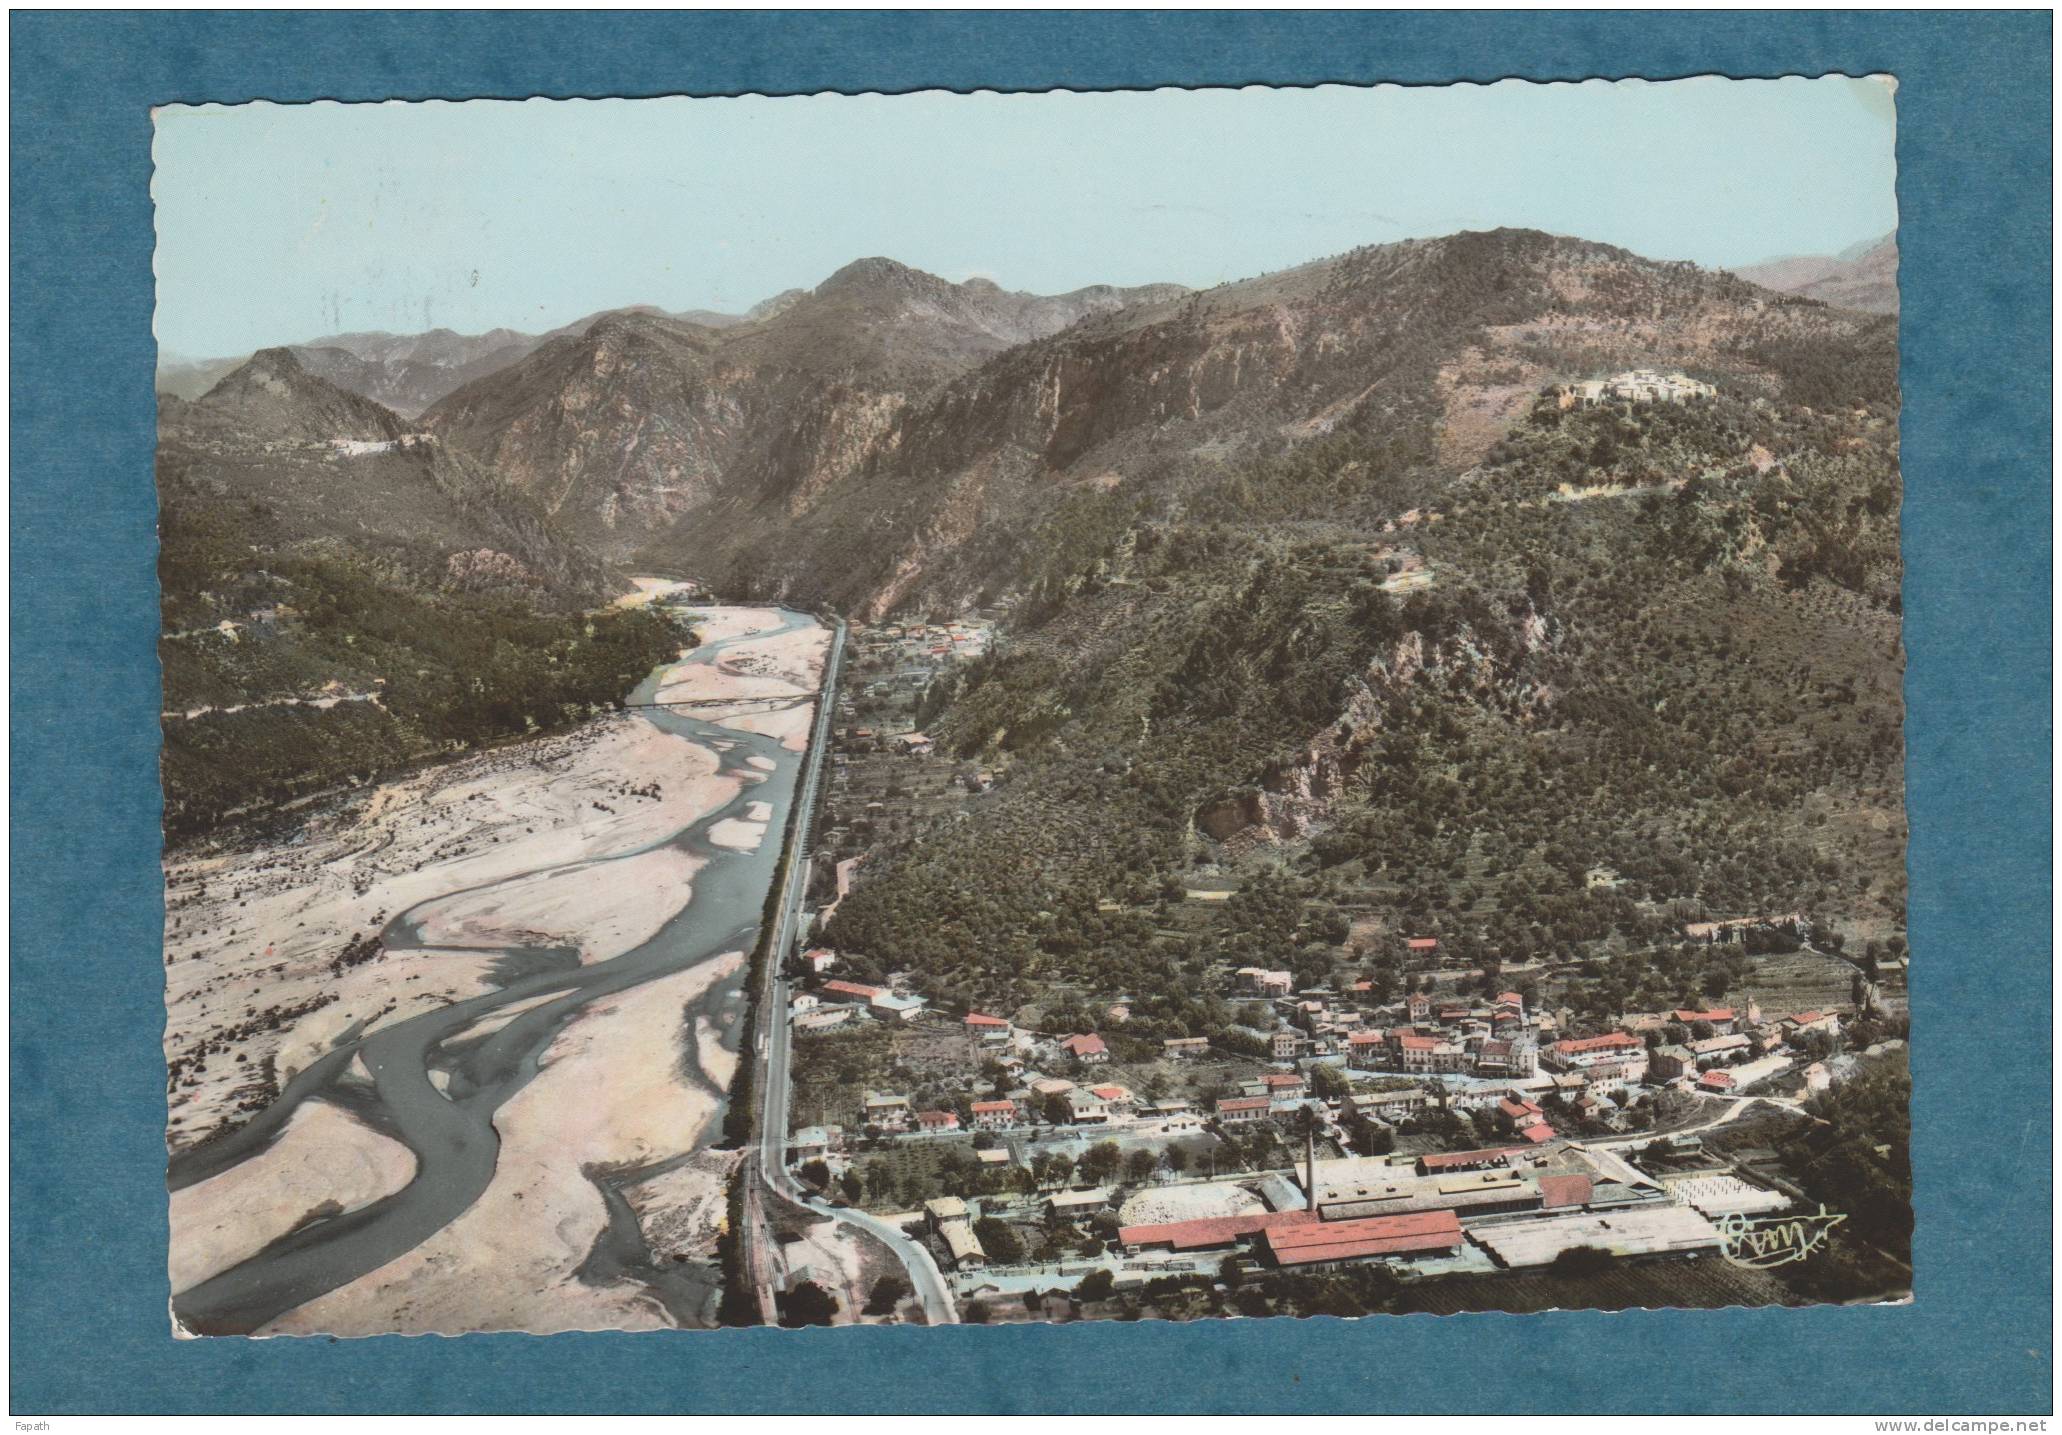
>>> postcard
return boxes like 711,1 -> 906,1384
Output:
153,77 -> 1907,1337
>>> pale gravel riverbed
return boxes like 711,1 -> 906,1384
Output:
165,599 -> 829,1337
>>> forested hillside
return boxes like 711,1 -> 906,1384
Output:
824,236 -> 1902,1020
156,351 -> 679,836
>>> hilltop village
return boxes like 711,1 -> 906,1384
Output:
1550,368 -> 1718,408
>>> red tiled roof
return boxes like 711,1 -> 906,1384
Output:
1347,1031 -> 1384,1046
1120,1209 -> 1319,1252
916,1110 -> 958,1127
1396,1034 -> 1438,1052
971,1100 -> 1016,1115
1216,1097 -> 1270,1113
823,980 -> 883,999
1498,1098 -> 1544,1120
1264,1209 -> 1463,1267
1089,1085 -> 1127,1101
1518,1122 -> 1556,1144
1060,1034 -> 1108,1056
1673,1008 -> 1736,1023
1538,1174 -> 1594,1209
964,1012 -> 1009,1027
1498,992 -> 1524,1006
1262,1073 -> 1305,1088
1552,1032 -> 1641,1054
1700,1069 -> 1736,1089
1406,938 -> 1440,950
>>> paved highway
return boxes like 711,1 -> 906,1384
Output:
746,617 -> 958,1325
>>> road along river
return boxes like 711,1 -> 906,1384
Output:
166,600 -> 830,1336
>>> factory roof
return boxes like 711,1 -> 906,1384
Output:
1468,1205 -> 1723,1268
1119,1209 -> 1319,1252
1537,1175 -> 1595,1209
1264,1210 -> 1465,1267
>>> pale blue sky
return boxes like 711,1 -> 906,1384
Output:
153,77 -> 1897,358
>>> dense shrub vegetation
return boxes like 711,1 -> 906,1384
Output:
828,294 -> 1902,1017
159,547 -> 679,834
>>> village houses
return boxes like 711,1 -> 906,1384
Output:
862,1091 -> 912,1133
971,1099 -> 1018,1131
1059,1033 -> 1111,1065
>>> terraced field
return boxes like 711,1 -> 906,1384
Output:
1745,948 -> 1864,1017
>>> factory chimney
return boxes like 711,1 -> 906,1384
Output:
1305,1115 -> 1319,1213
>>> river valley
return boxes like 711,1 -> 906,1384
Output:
163,593 -> 830,1336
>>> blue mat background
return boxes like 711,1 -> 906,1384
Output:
8,10 -> 2052,1415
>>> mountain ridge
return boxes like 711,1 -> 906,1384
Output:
166,230 -> 1893,627
163,346 -> 609,599
1735,232 -> 1898,314
155,303 -> 743,416
612,228 -> 1895,617
416,262 -> 1191,549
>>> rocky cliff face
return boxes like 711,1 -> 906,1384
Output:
419,262 -> 1187,559
423,313 -> 736,538
1195,605 -> 1558,853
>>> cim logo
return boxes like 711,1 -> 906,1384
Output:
1715,1206 -> 1848,1268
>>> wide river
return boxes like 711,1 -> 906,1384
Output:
167,604 -> 821,1335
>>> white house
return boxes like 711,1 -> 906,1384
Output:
1066,1088 -> 1112,1124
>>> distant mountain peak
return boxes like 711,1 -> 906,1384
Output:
816,255 -> 929,296
1736,232 -> 1898,314
584,307 -> 669,340
240,345 -> 308,379
201,346 -> 330,407
188,345 -> 405,444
